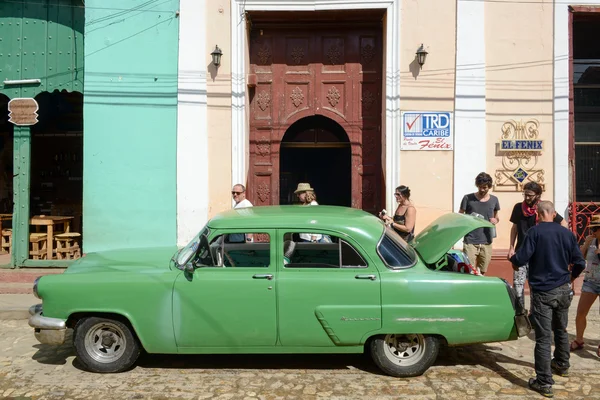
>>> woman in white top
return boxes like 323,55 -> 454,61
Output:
571,215 -> 600,357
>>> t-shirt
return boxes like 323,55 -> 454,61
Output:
509,202 -> 564,250
234,199 -> 253,209
460,193 -> 500,245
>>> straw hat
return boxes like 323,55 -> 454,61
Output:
294,183 -> 314,194
590,215 -> 600,227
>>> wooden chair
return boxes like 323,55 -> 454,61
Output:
1,229 -> 12,255
55,232 -> 81,260
30,233 -> 48,260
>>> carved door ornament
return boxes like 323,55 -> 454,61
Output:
257,44 -> 271,65
327,45 -> 341,65
291,47 -> 304,64
361,44 -> 375,64
362,90 -> 375,110
256,91 -> 271,111
290,86 -> 304,108
494,119 -> 545,192
257,183 -> 271,203
256,136 -> 271,157
326,87 -> 341,107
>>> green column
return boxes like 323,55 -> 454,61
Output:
11,126 -> 31,267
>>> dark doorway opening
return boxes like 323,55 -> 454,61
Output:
29,90 -> 83,260
279,116 -> 351,206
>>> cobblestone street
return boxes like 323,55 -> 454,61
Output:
0,298 -> 599,400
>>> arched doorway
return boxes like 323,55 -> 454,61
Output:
280,116 -> 351,206
246,11 -> 384,213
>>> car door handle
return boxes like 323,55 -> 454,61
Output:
253,274 -> 273,280
355,274 -> 377,281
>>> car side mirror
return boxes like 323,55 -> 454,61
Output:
184,263 -> 195,274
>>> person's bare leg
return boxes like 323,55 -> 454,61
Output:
574,292 -> 598,343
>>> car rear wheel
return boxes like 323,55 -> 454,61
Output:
369,334 -> 440,377
74,316 -> 140,373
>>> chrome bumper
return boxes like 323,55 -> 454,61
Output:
28,304 -> 67,345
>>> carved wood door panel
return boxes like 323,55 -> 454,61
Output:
248,19 -> 382,213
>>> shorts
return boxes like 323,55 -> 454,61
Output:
582,280 -> 600,295
463,243 -> 493,274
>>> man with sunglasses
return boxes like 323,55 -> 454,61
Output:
232,184 -> 253,209
507,182 -> 568,310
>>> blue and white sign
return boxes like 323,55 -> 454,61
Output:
401,111 -> 453,151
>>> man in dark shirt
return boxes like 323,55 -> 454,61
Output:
507,182 -> 568,309
459,172 -> 500,275
510,201 -> 585,398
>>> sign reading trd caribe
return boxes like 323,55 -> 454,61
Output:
401,111 -> 453,151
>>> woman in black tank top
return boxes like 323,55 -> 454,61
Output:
379,185 -> 416,242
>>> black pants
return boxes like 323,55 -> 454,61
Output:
531,283 -> 573,386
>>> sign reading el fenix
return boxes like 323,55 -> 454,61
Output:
7,98 -> 39,126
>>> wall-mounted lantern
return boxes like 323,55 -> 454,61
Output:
211,45 -> 223,67
416,44 -> 428,69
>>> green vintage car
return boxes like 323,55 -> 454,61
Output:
29,206 -> 530,377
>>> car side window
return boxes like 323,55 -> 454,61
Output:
377,232 -> 416,269
283,233 -> 367,268
204,233 -> 271,268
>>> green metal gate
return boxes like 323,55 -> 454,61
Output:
0,0 -> 83,267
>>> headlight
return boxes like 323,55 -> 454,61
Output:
33,276 -> 41,299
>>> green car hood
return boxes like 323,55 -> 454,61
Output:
412,213 -> 494,264
64,246 -> 179,274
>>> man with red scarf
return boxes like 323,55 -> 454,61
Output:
507,182 -> 568,309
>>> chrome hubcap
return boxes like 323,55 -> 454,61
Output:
383,334 -> 425,366
84,322 -> 127,363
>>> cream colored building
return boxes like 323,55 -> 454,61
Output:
175,0 -> 600,254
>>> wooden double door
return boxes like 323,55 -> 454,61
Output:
247,14 -> 384,214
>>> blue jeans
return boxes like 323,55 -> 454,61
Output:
530,283 -> 573,386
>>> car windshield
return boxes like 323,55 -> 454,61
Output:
377,227 -> 417,269
174,227 -> 210,269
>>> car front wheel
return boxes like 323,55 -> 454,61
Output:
74,316 -> 140,373
369,334 -> 440,377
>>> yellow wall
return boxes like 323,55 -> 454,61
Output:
399,0 -> 457,233
485,0 -> 554,249
207,0 -> 233,217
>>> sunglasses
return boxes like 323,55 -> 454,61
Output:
592,226 -> 600,232
231,191 -> 243,195
394,193 -> 401,197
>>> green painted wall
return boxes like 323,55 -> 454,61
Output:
83,1 -> 179,252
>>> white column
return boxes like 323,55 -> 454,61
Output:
384,0 -> 402,211
176,0 -> 208,245
453,0 -> 486,214
231,0 -> 246,188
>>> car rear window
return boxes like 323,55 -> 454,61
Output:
377,229 -> 417,269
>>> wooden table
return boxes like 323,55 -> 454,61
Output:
30,216 -> 74,260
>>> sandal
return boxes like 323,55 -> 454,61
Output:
570,339 -> 585,351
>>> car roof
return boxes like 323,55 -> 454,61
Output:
207,205 -> 384,240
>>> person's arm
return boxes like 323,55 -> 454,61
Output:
570,236 -> 587,281
510,230 -> 536,269
391,206 -> 416,233
580,235 -> 593,256
507,224 -> 518,259
458,195 -> 468,214
490,209 -> 499,225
